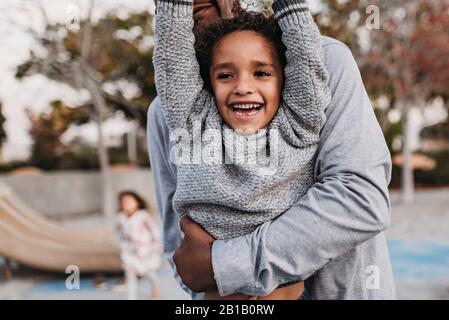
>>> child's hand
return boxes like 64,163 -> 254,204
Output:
204,282 -> 305,300
256,281 -> 305,300
204,291 -> 256,300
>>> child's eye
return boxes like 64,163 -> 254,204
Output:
254,70 -> 271,77
216,73 -> 233,80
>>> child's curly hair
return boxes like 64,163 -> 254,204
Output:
194,2 -> 286,92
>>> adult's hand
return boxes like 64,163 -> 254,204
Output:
256,281 -> 304,300
174,216 -> 305,299
173,216 -> 217,292
154,0 -> 219,22
192,0 -> 219,22
216,0 -> 235,18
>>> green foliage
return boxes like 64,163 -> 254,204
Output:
26,100 -> 149,171
391,151 -> 449,188
414,151 -> 449,187
384,121 -> 402,154
0,161 -> 30,173
27,101 -> 90,170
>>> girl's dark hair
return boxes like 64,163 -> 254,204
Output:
194,2 -> 286,92
118,190 -> 149,212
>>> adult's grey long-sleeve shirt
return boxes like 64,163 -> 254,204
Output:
152,0 -> 331,241
147,35 -> 396,300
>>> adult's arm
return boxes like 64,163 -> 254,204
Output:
147,99 -> 204,300
211,39 -> 393,296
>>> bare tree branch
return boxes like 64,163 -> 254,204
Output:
37,0 -> 51,26
80,0 -> 95,60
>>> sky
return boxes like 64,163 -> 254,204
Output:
0,0 -> 447,162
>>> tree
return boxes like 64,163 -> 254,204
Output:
314,0 -> 364,53
362,0 -> 449,203
14,1 -> 157,217
0,102 -> 7,161
317,0 -> 449,203
27,100 -> 89,170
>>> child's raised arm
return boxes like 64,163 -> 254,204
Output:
153,0 -> 209,131
272,0 -> 331,147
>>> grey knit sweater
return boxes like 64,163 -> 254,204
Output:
153,0 -> 331,240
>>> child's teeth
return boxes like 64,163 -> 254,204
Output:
233,104 -> 260,109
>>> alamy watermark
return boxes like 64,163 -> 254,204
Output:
65,5 -> 80,32
365,5 -> 381,30
365,265 -> 380,290
65,265 -> 80,290
169,121 -> 280,176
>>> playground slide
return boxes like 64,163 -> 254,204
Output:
0,184 -> 122,273
0,185 -> 118,247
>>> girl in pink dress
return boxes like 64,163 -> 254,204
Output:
117,191 -> 162,300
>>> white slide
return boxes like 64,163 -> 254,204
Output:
0,183 -> 122,273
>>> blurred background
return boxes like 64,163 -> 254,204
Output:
0,0 -> 448,300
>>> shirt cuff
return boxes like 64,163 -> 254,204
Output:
272,0 -> 314,27
211,237 -> 256,296
157,0 -> 193,18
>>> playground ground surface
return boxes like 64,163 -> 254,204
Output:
1,188 -> 449,300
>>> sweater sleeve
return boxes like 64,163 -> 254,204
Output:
153,0 -> 209,131
272,0 -> 331,147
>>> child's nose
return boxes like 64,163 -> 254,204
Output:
233,76 -> 254,95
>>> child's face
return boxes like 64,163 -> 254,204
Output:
121,195 -> 139,215
210,31 -> 283,133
